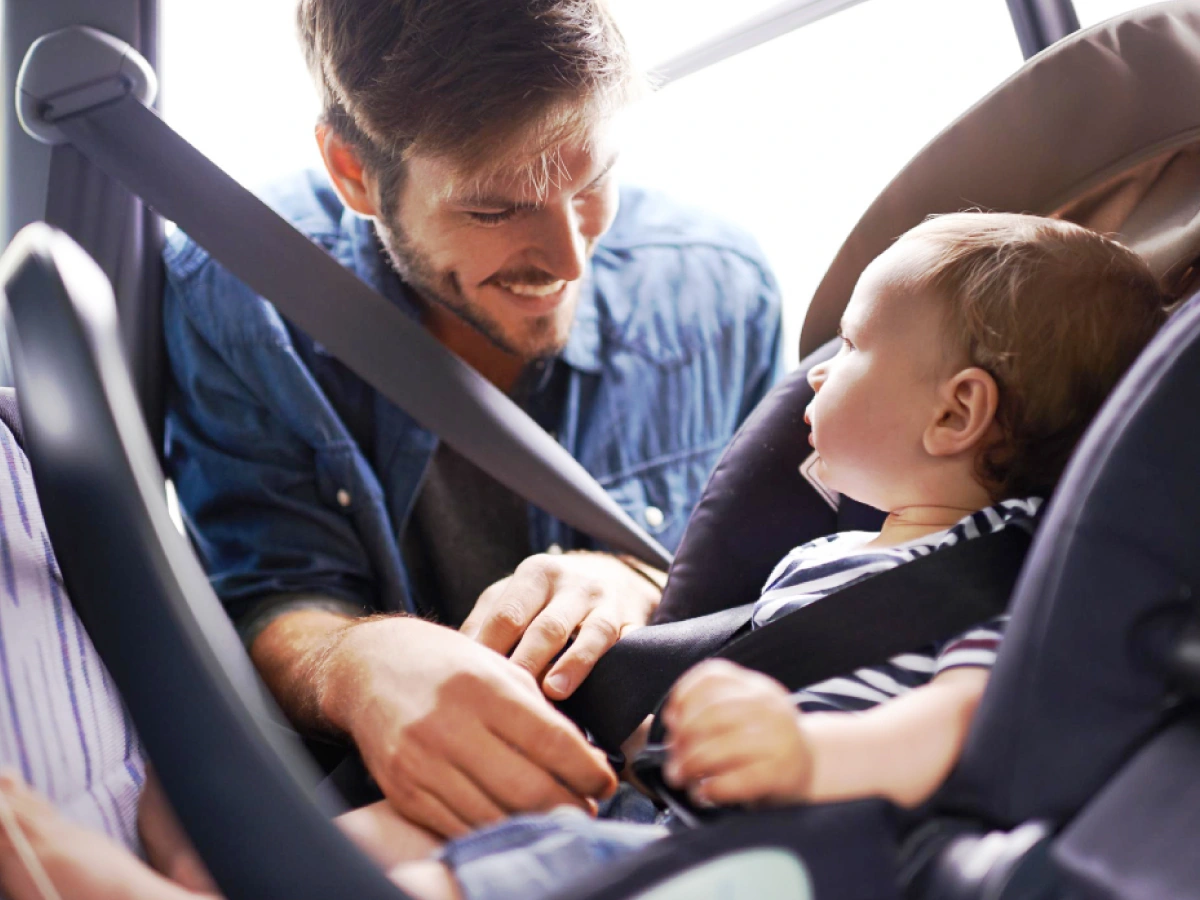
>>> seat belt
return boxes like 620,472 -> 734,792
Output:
32,77 -> 669,568
564,526 -> 1032,755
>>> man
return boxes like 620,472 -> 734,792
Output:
163,0 -> 782,839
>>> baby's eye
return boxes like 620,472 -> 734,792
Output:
836,328 -> 854,350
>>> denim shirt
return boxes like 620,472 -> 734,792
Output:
163,171 -> 783,637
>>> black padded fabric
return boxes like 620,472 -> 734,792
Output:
567,527 -> 1028,754
655,339 -> 883,624
1051,711 -> 1200,899
935,288 -> 1200,827
1,227 -> 410,900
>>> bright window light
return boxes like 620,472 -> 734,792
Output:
614,0 -> 1022,359
1074,1 -> 1153,27
162,1 -> 1024,364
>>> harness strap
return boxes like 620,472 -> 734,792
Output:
566,526 -> 1031,757
631,526 -> 1032,825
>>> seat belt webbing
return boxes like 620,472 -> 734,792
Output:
568,526 -> 1031,752
50,95 -> 670,568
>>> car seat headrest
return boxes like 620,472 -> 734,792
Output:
655,340 -> 883,624
802,1 -> 1200,358
936,284 -> 1200,827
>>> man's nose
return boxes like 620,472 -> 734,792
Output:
531,204 -> 587,283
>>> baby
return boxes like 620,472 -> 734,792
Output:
0,212 -> 1171,900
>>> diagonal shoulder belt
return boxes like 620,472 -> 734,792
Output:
562,526 -> 1032,755
40,88 -> 669,569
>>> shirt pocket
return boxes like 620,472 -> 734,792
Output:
600,444 -> 725,554
314,444 -> 362,515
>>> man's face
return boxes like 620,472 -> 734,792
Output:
374,124 -> 620,360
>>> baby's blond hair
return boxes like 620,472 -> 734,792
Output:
899,212 -> 1169,498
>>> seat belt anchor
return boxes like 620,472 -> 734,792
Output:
16,26 -> 157,146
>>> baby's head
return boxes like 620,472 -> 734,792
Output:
806,212 -> 1169,511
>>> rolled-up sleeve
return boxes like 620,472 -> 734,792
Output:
163,237 -> 379,636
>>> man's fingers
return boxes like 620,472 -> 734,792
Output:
541,612 -> 624,700
447,724 -> 601,815
509,589 -> 593,683
380,776 -> 475,839
459,577 -> 510,640
488,688 -> 617,801
373,743 -> 507,837
470,563 -> 556,656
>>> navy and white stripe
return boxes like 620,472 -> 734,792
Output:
0,421 -> 145,854
752,497 -> 1042,713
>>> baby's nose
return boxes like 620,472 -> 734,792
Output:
807,363 -> 827,391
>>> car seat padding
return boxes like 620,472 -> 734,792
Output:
654,338 -> 884,627
801,2 -> 1200,360
936,285 -> 1200,829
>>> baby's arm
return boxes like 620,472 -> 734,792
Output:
662,659 -> 988,808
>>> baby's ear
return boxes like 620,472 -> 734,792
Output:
924,367 -> 999,458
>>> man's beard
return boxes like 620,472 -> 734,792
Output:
374,215 -> 572,361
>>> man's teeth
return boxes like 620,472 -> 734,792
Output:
497,280 -> 566,297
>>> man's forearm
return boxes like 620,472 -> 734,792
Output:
249,607 -> 364,734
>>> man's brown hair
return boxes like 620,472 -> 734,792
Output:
900,212 -> 1170,499
296,0 -> 640,213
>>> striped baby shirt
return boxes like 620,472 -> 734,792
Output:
0,410 -> 146,855
751,497 -> 1042,713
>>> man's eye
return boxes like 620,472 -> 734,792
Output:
467,209 -> 517,226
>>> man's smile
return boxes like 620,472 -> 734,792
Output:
486,279 -> 574,316
496,279 -> 567,297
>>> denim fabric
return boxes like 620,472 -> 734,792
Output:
598,782 -> 663,824
441,807 -> 669,900
162,171 -> 783,632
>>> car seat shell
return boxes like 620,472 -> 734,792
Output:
803,0 -> 1200,357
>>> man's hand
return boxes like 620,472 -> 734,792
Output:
460,551 -> 663,700
257,612 -> 617,838
661,659 -> 812,808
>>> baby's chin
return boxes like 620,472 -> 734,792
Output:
815,462 -> 886,512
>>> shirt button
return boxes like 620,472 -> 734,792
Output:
336,489 -> 352,508
547,543 -> 564,555
644,506 -> 664,529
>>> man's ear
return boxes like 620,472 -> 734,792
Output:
924,367 -> 1000,458
315,125 -> 379,217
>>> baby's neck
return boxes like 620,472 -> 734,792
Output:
869,503 -> 984,548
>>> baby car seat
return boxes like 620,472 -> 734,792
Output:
6,2 -> 1200,899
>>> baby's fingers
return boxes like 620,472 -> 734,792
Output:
688,760 -> 792,808
664,730 -> 754,788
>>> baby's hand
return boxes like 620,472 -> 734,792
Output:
661,659 -> 811,807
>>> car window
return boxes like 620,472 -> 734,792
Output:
162,0 -> 1022,363
613,0 -> 1021,360
1074,1 -> 1151,28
